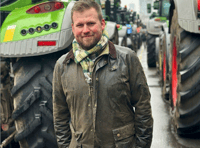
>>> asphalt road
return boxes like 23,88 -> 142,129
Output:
137,43 -> 200,148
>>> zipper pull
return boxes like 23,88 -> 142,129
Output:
89,85 -> 93,96
89,85 -> 91,96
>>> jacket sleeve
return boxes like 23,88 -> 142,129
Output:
53,60 -> 71,148
128,51 -> 153,148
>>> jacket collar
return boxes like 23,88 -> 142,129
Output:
108,41 -> 117,59
63,41 -> 117,64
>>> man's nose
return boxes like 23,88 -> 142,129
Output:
83,25 -> 90,33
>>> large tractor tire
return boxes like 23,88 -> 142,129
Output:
137,33 -> 142,50
123,36 -> 127,47
170,9 -> 200,136
10,51 -> 66,147
141,32 -> 146,42
127,36 -> 137,53
132,34 -> 138,51
147,34 -> 157,67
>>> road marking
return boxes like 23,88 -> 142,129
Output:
139,46 -> 144,61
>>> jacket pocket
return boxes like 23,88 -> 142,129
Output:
69,123 -> 82,148
112,123 -> 135,148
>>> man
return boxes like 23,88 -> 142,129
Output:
53,0 -> 153,148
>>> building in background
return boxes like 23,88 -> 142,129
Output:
139,0 -> 152,23
129,3 -> 135,11
139,0 -> 152,16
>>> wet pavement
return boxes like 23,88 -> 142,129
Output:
137,43 -> 200,148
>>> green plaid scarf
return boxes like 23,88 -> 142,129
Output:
73,30 -> 109,84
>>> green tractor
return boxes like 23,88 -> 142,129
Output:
102,0 -> 127,47
0,0 -> 118,147
134,13 -> 143,50
0,0 -> 75,147
102,0 -> 140,52
100,0 -> 119,45
146,0 -> 170,67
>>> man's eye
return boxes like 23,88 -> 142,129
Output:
77,24 -> 83,27
88,22 -> 95,25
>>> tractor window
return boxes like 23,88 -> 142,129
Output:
102,9 -> 109,20
116,13 -> 121,24
161,0 -> 170,17
125,13 -> 130,23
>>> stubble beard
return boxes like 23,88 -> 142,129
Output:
79,36 -> 101,51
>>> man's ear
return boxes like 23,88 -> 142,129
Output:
71,23 -> 74,34
101,19 -> 106,30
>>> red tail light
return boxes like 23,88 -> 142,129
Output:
26,2 -> 64,14
198,0 -> 200,11
37,41 -> 56,46
116,24 -> 121,29
154,18 -> 161,21
55,2 -> 62,9
34,6 -> 41,13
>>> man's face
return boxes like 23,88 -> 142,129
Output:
71,8 -> 105,50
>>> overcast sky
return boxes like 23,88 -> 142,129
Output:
121,0 -> 139,12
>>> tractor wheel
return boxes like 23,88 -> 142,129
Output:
161,34 -> 169,101
127,36 -> 136,53
121,36 -> 127,47
147,34 -> 157,67
141,33 -> 146,42
139,34 -> 142,48
137,33 -> 142,49
132,34 -> 138,51
10,51 -> 66,147
170,9 -> 200,136
155,37 -> 161,74
0,58 -> 14,127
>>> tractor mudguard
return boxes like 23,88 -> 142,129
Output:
105,21 -> 117,40
127,37 -> 132,46
0,1 -> 75,57
146,18 -> 165,35
132,24 -> 137,35
118,26 -> 127,37
118,26 -> 127,46
172,0 -> 200,33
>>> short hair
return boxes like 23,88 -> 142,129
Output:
71,0 -> 103,23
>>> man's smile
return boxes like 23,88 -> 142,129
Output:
83,35 -> 93,38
